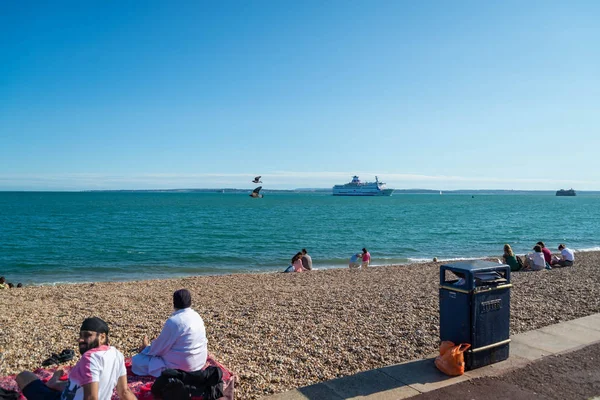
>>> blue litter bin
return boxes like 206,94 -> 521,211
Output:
439,260 -> 512,370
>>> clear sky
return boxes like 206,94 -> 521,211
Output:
1,1 -> 599,190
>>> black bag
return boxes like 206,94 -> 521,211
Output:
0,388 -> 19,400
516,256 -> 524,269
151,367 -> 224,400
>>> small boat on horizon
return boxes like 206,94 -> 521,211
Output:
332,176 -> 394,196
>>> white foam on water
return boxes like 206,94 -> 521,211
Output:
408,256 -> 483,263
576,247 -> 600,252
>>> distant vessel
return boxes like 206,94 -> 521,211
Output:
332,176 -> 393,196
556,188 -> 576,196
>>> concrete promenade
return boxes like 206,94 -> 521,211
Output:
263,313 -> 600,400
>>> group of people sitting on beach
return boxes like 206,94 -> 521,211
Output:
15,289 -> 218,400
0,276 -> 22,289
502,242 -> 575,272
283,247 -> 372,272
284,249 -> 313,272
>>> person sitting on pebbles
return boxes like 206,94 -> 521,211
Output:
551,243 -> 575,267
16,317 -> 136,400
349,253 -> 362,269
131,289 -> 208,377
536,241 -> 553,268
523,245 -> 546,271
502,244 -> 522,272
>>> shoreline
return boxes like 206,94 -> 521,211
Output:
1,251 -> 599,399
6,247 -> 600,286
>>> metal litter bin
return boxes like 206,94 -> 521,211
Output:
439,260 -> 512,370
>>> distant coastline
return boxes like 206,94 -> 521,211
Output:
78,188 -> 600,195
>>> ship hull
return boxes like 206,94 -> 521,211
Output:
556,189 -> 576,196
332,188 -> 393,196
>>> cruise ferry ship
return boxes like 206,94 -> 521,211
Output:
332,176 -> 394,196
556,188 -> 576,196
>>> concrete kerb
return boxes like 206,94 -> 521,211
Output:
262,313 -> 600,400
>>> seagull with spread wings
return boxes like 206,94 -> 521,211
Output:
249,186 -> 263,198
252,176 -> 262,183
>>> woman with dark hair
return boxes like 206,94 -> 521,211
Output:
536,241 -> 553,268
361,248 -> 371,268
525,245 -> 546,271
292,252 -> 306,272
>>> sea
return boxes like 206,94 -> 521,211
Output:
1,191 -> 599,285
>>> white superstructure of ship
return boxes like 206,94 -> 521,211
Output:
332,176 -> 394,196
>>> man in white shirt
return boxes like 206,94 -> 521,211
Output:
131,289 -> 208,377
17,317 -> 135,400
552,244 -> 575,267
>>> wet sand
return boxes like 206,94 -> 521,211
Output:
1,252 -> 599,399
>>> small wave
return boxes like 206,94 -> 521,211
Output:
35,280 -> 95,286
575,247 -> 600,252
407,256 -> 483,263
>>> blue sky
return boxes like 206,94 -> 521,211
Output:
1,1 -> 599,190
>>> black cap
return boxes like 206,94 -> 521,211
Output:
80,317 -> 109,334
173,289 -> 192,309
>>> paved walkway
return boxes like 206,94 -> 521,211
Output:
263,313 -> 600,400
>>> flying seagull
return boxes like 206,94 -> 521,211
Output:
249,186 -> 263,198
252,176 -> 262,183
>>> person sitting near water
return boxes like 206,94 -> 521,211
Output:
301,248 -> 313,271
524,245 -> 546,271
131,289 -> 208,377
0,277 -> 22,289
349,253 -> 362,269
291,252 -> 306,272
502,244 -> 521,271
551,244 -> 575,267
16,317 -> 136,400
536,241 -> 553,269
361,248 -> 371,268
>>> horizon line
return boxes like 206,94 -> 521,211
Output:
0,188 -> 593,193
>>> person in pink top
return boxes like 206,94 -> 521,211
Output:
16,317 -> 136,400
361,248 -> 371,267
292,252 -> 306,272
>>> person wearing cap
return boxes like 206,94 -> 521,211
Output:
131,288 -> 208,377
16,317 -> 136,400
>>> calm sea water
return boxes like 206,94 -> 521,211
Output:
1,192 -> 599,285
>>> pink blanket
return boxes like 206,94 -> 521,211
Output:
0,355 -> 235,400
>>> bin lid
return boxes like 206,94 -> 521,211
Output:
441,260 -> 505,272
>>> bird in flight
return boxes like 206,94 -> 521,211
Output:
249,186 -> 263,198
252,176 -> 262,183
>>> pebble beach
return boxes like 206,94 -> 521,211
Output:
1,251 -> 599,399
